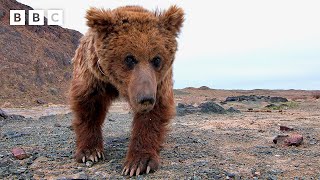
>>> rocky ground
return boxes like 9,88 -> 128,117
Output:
0,89 -> 320,179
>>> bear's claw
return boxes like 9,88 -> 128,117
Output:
76,148 -> 105,164
122,155 -> 158,176
122,165 -> 152,176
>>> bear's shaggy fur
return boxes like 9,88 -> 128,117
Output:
69,5 -> 184,176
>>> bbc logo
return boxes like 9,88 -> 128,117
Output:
10,10 -> 63,26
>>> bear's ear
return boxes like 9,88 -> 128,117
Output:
158,5 -> 184,36
86,7 -> 114,32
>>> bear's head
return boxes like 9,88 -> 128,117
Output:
86,5 -> 184,113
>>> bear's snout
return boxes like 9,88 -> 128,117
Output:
128,65 -> 157,113
138,95 -> 155,106
135,93 -> 156,113
130,91 -> 157,113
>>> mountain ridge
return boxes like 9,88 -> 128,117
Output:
0,0 -> 83,107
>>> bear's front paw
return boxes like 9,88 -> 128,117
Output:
75,148 -> 105,163
122,153 -> 159,176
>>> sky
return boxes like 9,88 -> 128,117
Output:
17,0 -> 320,90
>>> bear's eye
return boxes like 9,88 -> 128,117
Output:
151,56 -> 162,70
125,55 -> 138,70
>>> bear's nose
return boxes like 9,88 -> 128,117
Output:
138,96 -> 155,105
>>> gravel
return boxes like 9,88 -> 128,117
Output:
0,106 -> 319,179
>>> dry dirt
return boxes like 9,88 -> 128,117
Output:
1,89 -> 320,179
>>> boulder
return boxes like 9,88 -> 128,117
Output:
199,102 -> 226,114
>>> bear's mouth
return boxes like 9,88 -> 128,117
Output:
136,100 -> 155,113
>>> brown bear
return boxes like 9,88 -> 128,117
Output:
69,5 -> 184,176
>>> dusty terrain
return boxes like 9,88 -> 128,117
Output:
1,89 -> 320,179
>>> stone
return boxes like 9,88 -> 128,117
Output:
0,109 -> 8,119
176,103 -> 199,116
309,138 -> 317,145
273,134 -> 303,146
226,172 -> 235,178
8,114 -> 27,121
49,88 -> 59,95
280,125 -> 294,131
199,101 -> 226,114
254,171 -> 261,176
85,161 -> 93,167
18,83 -> 26,92
227,107 -> 241,113
36,99 -> 46,104
177,103 -> 185,108
54,123 -> 61,127
285,134 -> 303,146
12,147 -> 28,160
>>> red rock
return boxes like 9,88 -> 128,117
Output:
285,134 -> 303,146
273,134 -> 303,146
11,147 -> 28,160
280,125 -> 294,131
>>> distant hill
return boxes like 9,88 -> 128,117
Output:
0,0 -> 82,107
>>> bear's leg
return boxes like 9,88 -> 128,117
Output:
71,80 -> 118,163
122,96 -> 175,176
